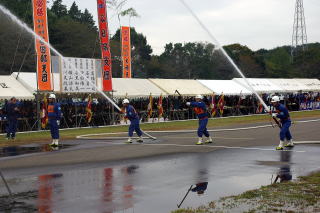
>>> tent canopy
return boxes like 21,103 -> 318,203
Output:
149,79 -> 212,96
267,78 -> 311,92
112,78 -> 167,97
233,78 -> 283,93
12,72 -> 60,92
294,79 -> 320,92
0,75 -> 34,100
199,80 -> 252,95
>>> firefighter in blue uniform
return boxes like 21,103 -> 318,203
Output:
5,97 -> 19,140
191,182 -> 208,195
186,95 -> 213,145
48,94 -> 62,147
122,99 -> 143,143
271,96 -> 294,150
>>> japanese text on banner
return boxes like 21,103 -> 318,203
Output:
121,26 -> 132,78
61,57 -> 97,93
32,0 -> 52,91
97,0 -> 113,91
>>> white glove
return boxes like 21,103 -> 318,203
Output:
272,113 -> 277,118
186,102 -> 191,106
57,120 -> 60,126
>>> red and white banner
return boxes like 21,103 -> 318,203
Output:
97,0 -> 113,91
121,26 -> 132,78
32,0 -> 52,91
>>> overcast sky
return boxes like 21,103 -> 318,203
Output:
48,0 -> 320,55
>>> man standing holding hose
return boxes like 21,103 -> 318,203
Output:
271,96 -> 294,150
48,94 -> 61,147
186,95 -> 213,145
122,99 -> 143,143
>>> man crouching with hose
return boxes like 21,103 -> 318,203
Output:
186,95 -> 213,145
271,96 -> 294,150
122,99 -> 143,143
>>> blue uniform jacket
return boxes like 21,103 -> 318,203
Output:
190,102 -> 208,120
48,103 -> 62,120
275,104 -> 290,123
125,105 -> 139,121
5,103 -> 19,120
191,182 -> 208,192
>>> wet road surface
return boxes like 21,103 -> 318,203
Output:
0,119 -> 319,212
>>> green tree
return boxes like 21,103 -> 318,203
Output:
51,0 -> 68,18
112,27 -> 152,78
49,17 -> 99,58
80,9 -> 96,30
264,47 -> 292,77
68,1 -> 81,22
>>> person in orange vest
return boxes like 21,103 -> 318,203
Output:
47,94 -> 61,147
186,95 -> 213,145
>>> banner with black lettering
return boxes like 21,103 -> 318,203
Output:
97,0 -> 113,91
121,26 -> 132,78
32,0 -> 52,91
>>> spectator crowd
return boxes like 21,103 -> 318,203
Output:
0,92 -> 319,134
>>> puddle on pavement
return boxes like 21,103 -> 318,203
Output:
0,144 -> 75,158
1,145 -> 320,213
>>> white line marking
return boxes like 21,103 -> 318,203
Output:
139,143 -> 306,153
76,118 -> 320,139
293,141 -> 320,144
94,142 -> 306,153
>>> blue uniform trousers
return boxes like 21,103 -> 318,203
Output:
49,119 -> 59,139
129,118 -> 143,137
6,118 -> 18,138
280,120 -> 292,141
198,118 -> 210,137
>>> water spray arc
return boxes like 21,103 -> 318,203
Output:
0,4 -> 156,140
178,0 -> 270,112
0,4 -> 120,111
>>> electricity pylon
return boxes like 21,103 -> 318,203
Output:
291,0 -> 308,61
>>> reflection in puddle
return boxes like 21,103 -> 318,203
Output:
0,144 -> 74,157
273,149 -> 293,183
1,146 -> 319,213
38,174 -> 63,213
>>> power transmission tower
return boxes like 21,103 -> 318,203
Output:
291,0 -> 308,60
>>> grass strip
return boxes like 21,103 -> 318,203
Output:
171,171 -> 320,213
0,110 -> 319,147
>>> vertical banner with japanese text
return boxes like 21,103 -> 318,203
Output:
32,0 -> 52,91
121,26 -> 132,78
97,0 -> 113,91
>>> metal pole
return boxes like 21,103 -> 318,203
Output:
0,171 -> 13,202
177,185 -> 193,208
36,91 -> 41,130
111,92 -> 115,125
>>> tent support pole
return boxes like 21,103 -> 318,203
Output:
36,91 -> 41,131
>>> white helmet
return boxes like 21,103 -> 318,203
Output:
48,93 -> 56,99
122,99 -> 130,104
195,94 -> 203,99
271,96 -> 280,103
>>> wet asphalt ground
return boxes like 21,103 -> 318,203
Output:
0,118 -> 320,212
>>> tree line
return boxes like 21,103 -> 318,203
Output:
0,0 -> 319,79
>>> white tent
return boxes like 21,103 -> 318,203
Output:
12,72 -> 60,92
149,79 -> 212,96
267,79 -> 310,92
198,80 -> 252,95
111,78 -> 167,97
0,75 -> 35,100
294,79 -> 320,92
233,78 -> 283,93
